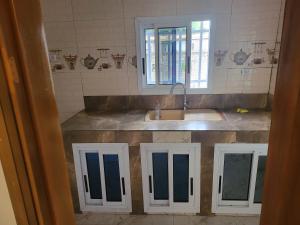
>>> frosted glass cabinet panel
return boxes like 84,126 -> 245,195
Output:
222,153 -> 252,202
212,144 -> 268,214
73,143 -> 132,212
140,143 -> 201,214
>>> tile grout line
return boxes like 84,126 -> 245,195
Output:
69,0 -> 86,105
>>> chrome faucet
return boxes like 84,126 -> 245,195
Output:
170,83 -> 188,111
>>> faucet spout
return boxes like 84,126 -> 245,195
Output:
170,83 -> 188,111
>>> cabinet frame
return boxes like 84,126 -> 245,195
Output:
73,143 -> 132,213
212,143 -> 268,214
140,143 -> 201,214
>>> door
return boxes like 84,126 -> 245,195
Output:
212,144 -> 268,214
141,143 -> 200,214
252,154 -> 267,208
0,0 -> 76,224
73,143 -> 132,213
218,152 -> 254,207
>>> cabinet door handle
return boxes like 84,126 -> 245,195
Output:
187,56 -> 191,74
190,178 -> 193,196
142,58 -> 145,75
83,175 -> 89,192
121,177 -> 126,195
149,175 -> 152,193
218,176 -> 222,194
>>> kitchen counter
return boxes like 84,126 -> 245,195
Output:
63,109 -> 271,214
62,110 -> 271,131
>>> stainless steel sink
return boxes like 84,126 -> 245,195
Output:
145,109 -> 224,121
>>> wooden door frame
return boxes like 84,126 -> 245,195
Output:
1,0 -> 300,224
0,67 -> 37,225
260,0 -> 300,224
0,0 -> 75,224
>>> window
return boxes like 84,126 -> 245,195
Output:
140,143 -> 201,214
212,144 -> 268,214
136,16 -> 213,93
73,143 -> 132,212
190,21 -> 210,88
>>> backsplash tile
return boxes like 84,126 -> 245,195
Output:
75,19 -> 126,47
72,0 -> 124,21
84,94 -> 269,112
231,0 -> 281,14
44,22 -> 77,49
40,0 -> 73,22
123,0 -> 177,18
52,72 -> 84,122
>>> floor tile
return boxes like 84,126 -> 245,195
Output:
76,214 -> 260,225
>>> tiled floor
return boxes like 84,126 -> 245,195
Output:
76,214 -> 260,225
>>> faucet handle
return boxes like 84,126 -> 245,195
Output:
184,99 -> 190,109
155,101 -> 161,120
155,100 -> 160,109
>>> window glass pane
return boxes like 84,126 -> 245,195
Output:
254,156 -> 267,203
190,20 -> 211,89
145,29 -> 156,85
173,154 -> 189,202
152,153 -> 169,200
86,153 -> 102,199
103,154 -> 122,202
158,27 -> 186,84
222,153 -> 253,201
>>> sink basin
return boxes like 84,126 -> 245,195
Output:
145,109 -> 224,121
145,110 -> 184,121
185,109 -> 224,121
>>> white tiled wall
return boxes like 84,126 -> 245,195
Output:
269,0 -> 285,95
41,0 -> 285,121
52,73 -> 84,122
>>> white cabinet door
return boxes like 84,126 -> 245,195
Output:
141,143 -> 201,214
73,143 -> 132,213
212,144 -> 268,214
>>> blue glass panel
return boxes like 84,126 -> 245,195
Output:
222,153 -> 253,201
158,27 -> 186,84
103,154 -> 122,202
152,153 -> 169,200
254,156 -> 267,203
85,153 -> 102,199
173,154 -> 189,202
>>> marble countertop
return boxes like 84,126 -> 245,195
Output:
62,110 -> 271,131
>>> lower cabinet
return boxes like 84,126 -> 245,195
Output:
72,143 -> 132,212
140,143 -> 201,214
212,143 -> 268,214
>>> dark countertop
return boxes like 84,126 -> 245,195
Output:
62,110 -> 271,131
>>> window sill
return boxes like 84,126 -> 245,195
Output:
138,86 -> 212,95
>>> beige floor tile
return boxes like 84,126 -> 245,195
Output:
76,213 -> 130,225
76,214 -> 260,225
152,215 -> 174,225
205,216 -> 260,225
123,215 -> 154,225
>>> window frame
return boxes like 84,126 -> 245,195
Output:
140,143 -> 201,214
73,143 -> 132,213
135,15 -> 215,95
212,144 -> 268,215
